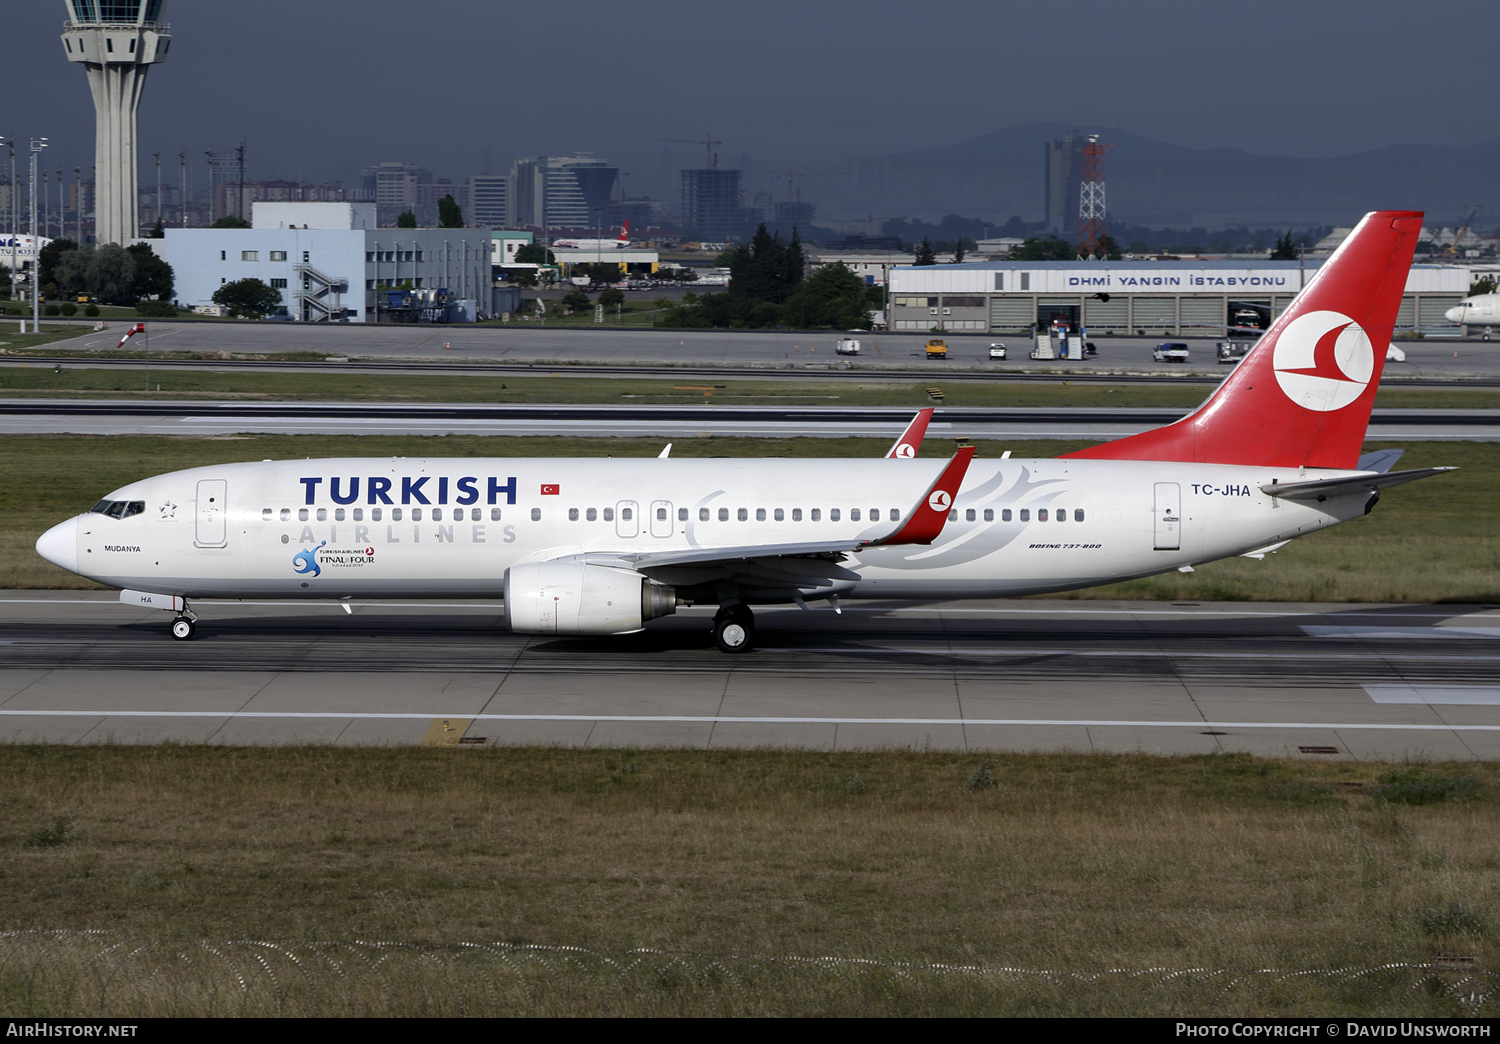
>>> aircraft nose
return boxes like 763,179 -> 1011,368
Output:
1446,306 -> 1466,323
35,517 -> 79,574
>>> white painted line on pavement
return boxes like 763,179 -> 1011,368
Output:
1365,685 -> 1500,705
0,710 -> 1494,731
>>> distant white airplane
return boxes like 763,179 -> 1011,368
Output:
553,221 -> 631,250
1445,294 -> 1500,339
36,211 -> 1453,653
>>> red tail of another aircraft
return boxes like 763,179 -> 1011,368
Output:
1065,210 -> 1423,469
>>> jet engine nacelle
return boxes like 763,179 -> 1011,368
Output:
503,560 -> 676,635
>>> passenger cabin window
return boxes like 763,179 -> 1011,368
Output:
1000,509 -> 1010,521
432,508 -> 442,521
850,508 -> 861,521
756,508 -> 767,521
569,508 -> 579,521
869,509 -> 880,521
530,508 -> 541,521
262,508 -> 273,520
830,508 -> 840,521
392,508 -> 403,521
334,508 -> 345,522
773,508 -> 783,522
317,508 -> 328,521
1019,509 -> 1029,521
1038,509 -> 1048,521
299,508 -> 309,521
604,507 -> 615,522
891,509 -> 900,521
718,508 -> 729,522
792,508 -> 802,521
1075,509 -> 1085,522
586,507 -> 597,521
353,508 -> 364,521
699,508 -> 710,521
621,507 -> 632,521
372,508 -> 383,521
490,508 -> 501,521
657,507 -> 667,520
948,510 -> 957,522
412,508 -> 423,521
678,508 -> 688,521
966,509 -> 976,522
737,508 -> 748,521
280,508 -> 291,521
984,509 -> 994,522
810,508 -> 820,521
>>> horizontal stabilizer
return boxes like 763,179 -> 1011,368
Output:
1262,466 -> 1455,501
1356,449 -> 1405,474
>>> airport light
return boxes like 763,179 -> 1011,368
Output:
3,139 -> 15,302
30,138 -> 49,333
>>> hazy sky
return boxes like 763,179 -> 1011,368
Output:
11,0 -> 1494,206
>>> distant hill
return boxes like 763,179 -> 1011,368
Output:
847,122 -> 1499,229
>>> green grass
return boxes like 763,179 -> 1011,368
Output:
2,365 -> 1500,409
0,433 -> 1491,601
0,747 -> 1494,1016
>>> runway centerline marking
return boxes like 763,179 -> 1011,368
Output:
0,710 -> 1494,731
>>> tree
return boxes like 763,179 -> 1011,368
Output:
1011,235 -> 1075,261
780,263 -> 874,330
212,277 -> 283,319
145,219 -> 165,239
1268,231 -> 1297,261
86,245 -> 137,305
1470,276 -> 1497,297
913,237 -> 937,266
513,243 -> 555,265
575,262 -> 619,285
396,210 -> 417,228
951,239 -> 966,264
126,243 -> 174,301
37,238 -> 79,289
210,215 -> 250,229
560,289 -> 591,314
438,194 -> 463,228
598,287 -> 625,310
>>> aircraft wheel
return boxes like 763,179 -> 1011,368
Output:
714,606 -> 754,654
1484,332 -> 1492,342
170,616 -> 196,641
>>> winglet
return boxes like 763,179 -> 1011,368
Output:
869,446 -> 976,546
886,408 -> 934,458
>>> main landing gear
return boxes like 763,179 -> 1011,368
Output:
713,604 -> 755,654
169,603 -> 198,641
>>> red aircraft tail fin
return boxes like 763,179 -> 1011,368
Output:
1064,210 -> 1422,469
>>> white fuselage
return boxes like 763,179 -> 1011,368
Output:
47,456 -> 1367,602
1446,294 -> 1500,326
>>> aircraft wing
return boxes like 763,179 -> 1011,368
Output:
1262,466 -> 1455,501
580,446 -> 977,574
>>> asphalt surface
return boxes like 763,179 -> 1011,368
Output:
2,593 -> 1497,758
21,320 -> 1500,381
0,398 -> 1493,441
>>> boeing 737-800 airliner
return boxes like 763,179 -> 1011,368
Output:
35,211 -> 1451,653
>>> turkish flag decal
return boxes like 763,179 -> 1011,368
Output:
540,484 -> 560,495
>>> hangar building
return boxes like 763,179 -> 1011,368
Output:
886,260 -> 1470,336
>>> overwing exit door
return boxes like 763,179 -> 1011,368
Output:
1153,482 -> 1181,550
650,500 -> 673,538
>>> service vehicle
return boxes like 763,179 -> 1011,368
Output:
988,343 -> 1007,360
925,339 -> 947,359
1153,342 -> 1190,362
835,338 -> 861,356
37,212 -> 1450,655
1217,340 -> 1250,364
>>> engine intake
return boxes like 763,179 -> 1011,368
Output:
504,561 -> 676,635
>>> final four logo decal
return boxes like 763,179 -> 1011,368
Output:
1271,309 -> 1375,412
293,542 -> 376,578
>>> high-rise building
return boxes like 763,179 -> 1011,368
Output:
360,161 -> 432,226
467,174 -> 511,227
681,168 -> 742,240
511,155 -> 618,229
1044,133 -> 1084,234
61,0 -> 172,245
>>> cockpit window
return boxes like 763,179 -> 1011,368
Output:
91,500 -> 144,519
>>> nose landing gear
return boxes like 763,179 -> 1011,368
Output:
713,604 -> 754,654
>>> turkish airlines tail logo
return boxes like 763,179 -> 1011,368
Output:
618,221 -> 630,241
1272,310 -> 1374,412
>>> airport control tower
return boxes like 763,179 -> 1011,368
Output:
59,1 -> 172,245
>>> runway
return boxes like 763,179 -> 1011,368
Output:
25,319 -> 1500,381
1,592 -> 1497,759
1,399 -> 1496,440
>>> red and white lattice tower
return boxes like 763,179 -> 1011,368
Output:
1077,134 -> 1114,258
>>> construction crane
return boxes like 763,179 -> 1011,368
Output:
661,134 -> 722,169
1443,205 -> 1481,257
